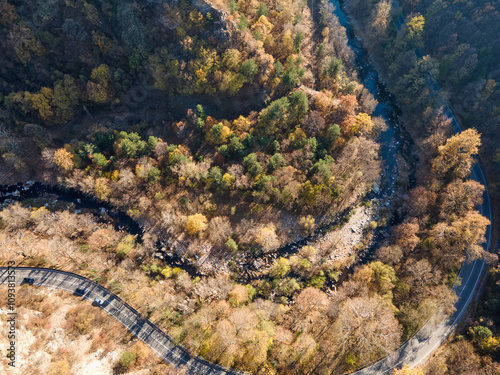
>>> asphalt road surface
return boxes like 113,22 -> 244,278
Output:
0,267 -> 246,375
0,7 -> 493,375
351,4 -> 493,374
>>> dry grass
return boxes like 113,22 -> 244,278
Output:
0,285 -> 181,374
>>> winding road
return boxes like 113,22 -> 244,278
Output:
0,267 -> 246,375
350,2 -> 493,373
0,3 -> 494,375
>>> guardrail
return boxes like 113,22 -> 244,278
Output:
0,267 -> 248,375
348,3 -> 493,374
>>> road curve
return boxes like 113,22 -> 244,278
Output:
1,8 -> 492,375
350,4 -> 493,374
0,267 -> 247,375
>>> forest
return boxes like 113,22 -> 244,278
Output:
344,0 -> 500,372
0,0 -> 382,266
0,0 -> 498,373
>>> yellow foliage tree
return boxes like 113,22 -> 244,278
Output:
299,215 -> 316,233
404,15 -> 425,49
25,87 -> 54,120
92,31 -> 114,53
206,123 -> 233,146
53,148 -> 75,172
185,213 -> 208,235
251,15 -> 273,40
352,113 -> 375,135
432,128 -> 481,179
269,257 -> 290,278
237,329 -> 271,372
233,115 -> 252,133
256,225 -> 280,252
90,64 -> 110,86
281,29 -> 295,59
94,177 -> 111,200
86,81 -> 108,104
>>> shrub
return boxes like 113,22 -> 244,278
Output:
116,234 -> 135,259
74,311 -> 95,334
226,237 -> 238,252
119,351 -> 136,370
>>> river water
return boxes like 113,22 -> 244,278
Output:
0,1 -> 415,281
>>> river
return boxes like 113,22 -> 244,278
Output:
0,1 -> 415,282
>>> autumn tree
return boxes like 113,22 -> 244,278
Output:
302,110 -> 326,137
52,75 -> 80,123
334,94 -> 358,132
87,81 -> 108,104
403,186 -> 437,219
442,340 -> 482,375
469,326 -> 500,354
0,0 -> 16,26
440,180 -> 484,220
24,88 -> 54,120
94,177 -> 111,201
53,148 -> 75,173
208,216 -> 232,245
8,24 -> 43,65
269,257 -> 291,278
334,296 -> 402,366
87,64 -> 111,104
393,220 -> 420,256
47,360 -> 71,375
228,284 -> 248,306
370,0 -> 392,39
251,15 -> 273,41
430,211 -> 489,267
293,287 -> 329,326
185,213 -> 208,235
352,113 -> 375,136
299,215 -> 316,234
222,49 -> 243,71
401,15 -> 425,50
256,225 -> 280,252
236,328 -> 271,372
432,128 -> 481,180
206,123 -> 233,146
205,319 -> 238,367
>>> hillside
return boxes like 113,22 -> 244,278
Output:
0,0 -> 497,373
